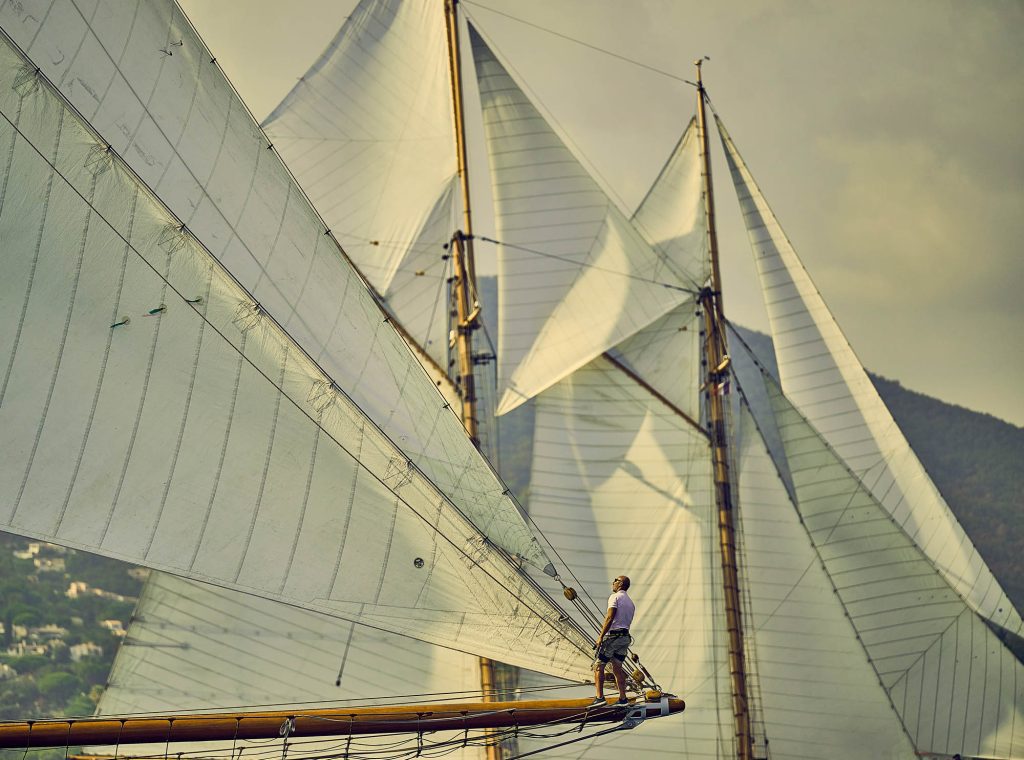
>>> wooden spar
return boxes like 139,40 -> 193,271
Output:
0,696 -> 684,749
442,0 -> 482,446
694,59 -> 755,760
442,2 -> 500,758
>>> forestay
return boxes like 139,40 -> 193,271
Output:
0,29 -> 592,681
718,115 -> 1023,636
0,0 -> 528,571
468,25 -> 705,415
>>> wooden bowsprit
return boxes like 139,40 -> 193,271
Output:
0,694 -> 685,749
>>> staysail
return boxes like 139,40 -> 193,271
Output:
92,4 -> 506,756
469,25 -> 705,415
718,114 -> 1023,636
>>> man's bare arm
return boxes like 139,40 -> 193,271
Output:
596,607 -> 615,647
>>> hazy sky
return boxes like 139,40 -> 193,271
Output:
180,0 -> 1023,427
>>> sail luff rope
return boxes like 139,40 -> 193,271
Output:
0,94 -> 589,667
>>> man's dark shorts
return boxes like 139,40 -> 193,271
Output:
595,631 -> 631,664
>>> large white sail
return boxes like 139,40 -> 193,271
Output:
464,23 -> 1023,755
718,115 -> 1023,636
99,573 -> 479,714
469,25 -> 705,415
520,357 -> 731,758
0,0 -> 508,567
92,1 -> 497,748
0,23 -> 592,681
766,374 -> 1024,757
262,0 -> 458,375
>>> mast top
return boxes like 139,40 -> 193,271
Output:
694,56 -> 710,88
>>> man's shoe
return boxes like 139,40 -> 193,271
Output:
589,697 -> 606,706
615,698 -> 630,706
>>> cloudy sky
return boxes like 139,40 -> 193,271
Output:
180,0 -> 1023,426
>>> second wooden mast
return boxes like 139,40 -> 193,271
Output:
443,2 -> 501,759
694,60 -> 756,760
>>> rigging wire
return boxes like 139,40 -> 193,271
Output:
460,9 -> 661,219
461,1 -> 697,88
474,236 -> 699,296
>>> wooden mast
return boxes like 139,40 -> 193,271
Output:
442,3 -> 501,758
694,59 -> 755,760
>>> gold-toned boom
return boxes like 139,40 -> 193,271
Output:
0,696 -> 684,749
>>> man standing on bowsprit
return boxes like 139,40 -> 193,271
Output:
592,575 -> 634,705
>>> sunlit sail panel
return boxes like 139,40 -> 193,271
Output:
767,378 -> 1024,758
0,0 -> 523,567
262,0 -> 458,371
99,573 -> 479,714
95,574 -> 480,760
520,360 -> 732,758
734,402 -> 913,757
717,115 -> 1022,635
606,304 -> 703,422
468,26 -> 701,415
0,50 -> 593,680
630,117 -> 708,287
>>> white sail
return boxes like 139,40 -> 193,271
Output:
94,572 -> 481,759
468,25 -> 705,415
718,115 -> 1023,636
518,357 -> 732,758
0,30 -> 592,681
464,29 -> 1023,754
733,384 -> 915,757
766,374 -> 1024,758
0,0 -> 510,569
262,0 -> 458,374
99,572 -> 479,714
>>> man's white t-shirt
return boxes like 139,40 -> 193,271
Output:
608,590 -> 635,630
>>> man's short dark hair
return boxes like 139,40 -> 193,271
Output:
620,576 -> 630,590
